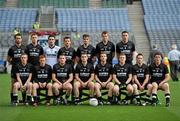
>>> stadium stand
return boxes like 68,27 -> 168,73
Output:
101,0 -> 126,8
142,0 -> 180,15
142,0 -> 180,55
18,0 -> 89,8
56,8 -> 130,32
0,8 -> 38,32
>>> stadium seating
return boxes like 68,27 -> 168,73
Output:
56,8 -> 131,33
18,0 -> 89,8
142,0 -> 180,55
0,8 -> 38,32
142,0 -> 180,15
101,0 -> 126,8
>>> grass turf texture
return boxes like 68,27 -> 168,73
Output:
0,74 -> 180,121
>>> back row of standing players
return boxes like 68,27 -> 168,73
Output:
7,31 -> 170,106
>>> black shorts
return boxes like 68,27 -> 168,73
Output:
151,80 -> 162,85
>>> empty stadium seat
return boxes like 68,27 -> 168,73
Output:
56,8 -> 131,32
0,8 -> 38,32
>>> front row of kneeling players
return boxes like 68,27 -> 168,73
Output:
12,52 -> 170,107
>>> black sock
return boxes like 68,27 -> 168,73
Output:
11,93 -> 13,102
22,92 -> 26,102
125,94 -> 131,100
97,97 -> 102,102
165,93 -> 170,103
46,96 -> 51,103
27,95 -> 31,102
152,93 -> 157,103
65,95 -> 70,99
54,95 -> 59,100
13,95 -> 18,102
33,96 -> 38,103
135,95 -> 140,102
108,96 -> 113,102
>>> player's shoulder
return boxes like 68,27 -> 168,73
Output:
54,45 -> 60,50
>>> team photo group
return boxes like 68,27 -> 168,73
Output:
7,31 -> 171,107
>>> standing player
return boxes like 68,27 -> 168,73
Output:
7,33 -> 26,104
96,31 -> 115,64
52,55 -> 73,105
113,53 -> 133,105
149,52 -> 170,107
43,35 -> 60,68
26,33 -> 43,66
94,53 -> 114,104
76,34 -> 96,64
116,31 -> 136,65
57,37 -> 76,66
32,55 -> 53,106
132,53 -> 152,105
74,54 -> 95,104
12,53 -> 33,105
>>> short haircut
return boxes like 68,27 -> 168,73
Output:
31,33 -> 38,37
58,54 -> 66,59
154,52 -> 163,57
119,53 -> 126,57
20,53 -> 28,57
122,31 -> 129,35
101,31 -> 109,35
83,34 -> 89,39
63,36 -> 71,41
14,33 -> 22,39
81,53 -> 88,57
39,55 -> 46,60
48,35 -> 55,40
136,53 -> 143,58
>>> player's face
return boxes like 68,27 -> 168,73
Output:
31,34 -> 38,44
48,37 -> 55,46
21,55 -> 28,64
136,55 -> 143,64
122,33 -> 129,43
39,58 -> 46,65
59,55 -> 66,64
100,54 -> 107,62
64,39 -> 71,47
15,35 -> 22,45
81,54 -> 88,62
102,34 -> 109,42
119,55 -> 126,63
154,54 -> 162,64
83,37 -> 90,45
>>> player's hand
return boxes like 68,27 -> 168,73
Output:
159,82 -> 163,88
21,85 -> 26,92
102,82 -> 106,88
82,82 -> 87,87
139,86 -> 144,91
42,82 -> 47,88
39,82 -> 43,88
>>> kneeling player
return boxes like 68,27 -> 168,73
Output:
113,53 -> 133,105
132,53 -> 152,105
94,53 -> 114,104
149,52 -> 170,107
32,55 -> 53,106
74,53 -> 95,104
52,55 -> 73,105
12,53 -> 33,105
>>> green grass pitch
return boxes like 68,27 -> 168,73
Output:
0,74 -> 180,121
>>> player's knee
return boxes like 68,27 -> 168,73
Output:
133,84 -> 138,89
